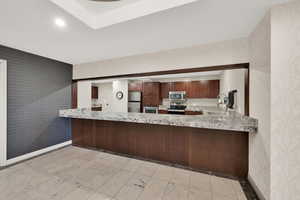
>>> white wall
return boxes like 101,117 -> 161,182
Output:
73,38 -> 249,79
249,12 -> 271,200
112,80 -> 128,113
77,81 -> 92,108
271,1 -> 300,200
97,82 -> 113,112
78,80 -> 128,112
0,60 -> 7,166
220,69 -> 246,114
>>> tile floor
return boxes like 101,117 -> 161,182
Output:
0,146 -> 247,200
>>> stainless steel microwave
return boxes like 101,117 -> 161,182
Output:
169,91 -> 186,100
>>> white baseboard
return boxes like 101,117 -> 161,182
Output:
5,140 -> 72,166
248,174 -> 266,200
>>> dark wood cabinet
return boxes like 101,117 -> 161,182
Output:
160,82 -> 173,99
158,110 -> 168,114
92,107 -> 102,111
94,121 -> 113,151
186,80 -> 219,98
187,81 -> 208,98
91,86 -> 98,99
159,80 -> 219,99
208,80 -> 220,98
143,80 -> 219,106
72,119 -> 95,148
187,81 -> 200,98
166,126 -> 189,165
72,81 -> 78,109
128,81 -> 143,91
173,82 -> 187,92
143,82 -> 161,106
185,111 -> 203,115
72,119 -> 249,178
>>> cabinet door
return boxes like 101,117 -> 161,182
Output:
142,82 -> 154,96
143,82 -> 160,106
174,82 -> 186,92
208,80 -> 220,98
188,80 -> 219,98
95,121 -> 113,151
166,126 -> 189,165
72,82 -> 78,109
158,110 -> 168,114
188,81 -> 201,98
185,111 -> 203,115
72,119 -> 95,147
198,80 -> 209,98
152,82 -> 161,105
160,83 -> 171,99
91,86 -> 98,99
142,95 -> 151,107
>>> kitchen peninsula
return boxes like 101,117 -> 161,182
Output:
59,108 -> 257,178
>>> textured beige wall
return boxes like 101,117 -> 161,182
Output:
271,1 -> 300,200
73,38 -> 249,80
249,13 -> 271,200
220,69 -> 246,115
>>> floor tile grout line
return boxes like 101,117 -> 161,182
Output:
187,170 -> 192,200
112,169 -> 146,200
1,146 -> 257,200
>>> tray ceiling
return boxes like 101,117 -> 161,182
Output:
0,0 -> 291,64
49,0 -> 198,29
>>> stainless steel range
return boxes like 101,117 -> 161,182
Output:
168,91 -> 187,114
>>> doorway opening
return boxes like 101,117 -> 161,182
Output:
0,60 -> 7,166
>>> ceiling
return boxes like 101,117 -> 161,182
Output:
0,0 -> 290,65
75,0 -> 141,14
50,0 -> 198,29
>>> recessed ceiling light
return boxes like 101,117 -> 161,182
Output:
55,18 -> 66,28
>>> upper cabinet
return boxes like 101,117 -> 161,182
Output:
208,80 -> 220,98
187,81 -> 208,98
160,80 -> 220,99
141,80 -> 220,106
91,86 -> 98,99
160,82 -> 173,99
186,80 -> 219,98
174,82 -> 187,92
143,82 -> 161,106
72,82 -> 78,109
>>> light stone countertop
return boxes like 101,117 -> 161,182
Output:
59,108 -> 258,133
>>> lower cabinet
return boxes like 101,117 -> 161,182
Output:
185,111 -> 203,115
158,110 -> 168,114
72,119 -> 249,178
72,119 -> 95,148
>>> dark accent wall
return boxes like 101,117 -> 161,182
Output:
0,45 -> 72,159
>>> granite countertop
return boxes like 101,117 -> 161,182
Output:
59,108 -> 258,133
185,106 -> 226,113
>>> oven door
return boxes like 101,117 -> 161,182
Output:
143,107 -> 158,114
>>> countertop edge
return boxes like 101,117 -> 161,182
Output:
59,109 -> 258,133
